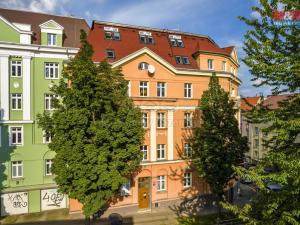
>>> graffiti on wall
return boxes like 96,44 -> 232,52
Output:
41,189 -> 66,210
1,192 -> 28,216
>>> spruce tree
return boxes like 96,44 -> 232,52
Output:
223,1 -> 300,224
192,74 -> 248,214
37,30 -> 144,218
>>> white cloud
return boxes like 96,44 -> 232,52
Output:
0,0 -> 70,14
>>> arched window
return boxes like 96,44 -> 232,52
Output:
138,62 -> 149,70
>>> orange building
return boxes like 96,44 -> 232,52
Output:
70,21 -> 241,212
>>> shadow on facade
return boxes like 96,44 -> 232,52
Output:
0,111 -> 17,217
2,215 -> 134,225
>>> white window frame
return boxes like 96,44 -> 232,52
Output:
45,63 -> 59,79
184,172 -> 192,188
11,93 -> 22,110
9,126 -> 23,146
208,59 -> 214,70
43,131 -> 52,144
139,34 -> 154,44
157,144 -> 166,160
139,81 -> 149,97
141,145 -> 148,161
45,94 -> 58,110
120,181 -> 131,196
184,112 -> 192,128
45,159 -> 53,176
11,161 -> 23,178
47,33 -> 57,46
222,61 -> 227,72
157,175 -> 166,191
157,112 -> 166,128
138,62 -> 149,70
11,60 -> 22,77
106,49 -> 115,59
142,113 -> 148,128
157,82 -> 166,97
184,83 -> 192,98
184,143 -> 192,157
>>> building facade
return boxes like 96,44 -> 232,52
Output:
0,8 -> 89,216
70,21 -> 241,212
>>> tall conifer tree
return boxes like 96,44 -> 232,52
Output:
192,74 -> 248,214
37,30 -> 144,218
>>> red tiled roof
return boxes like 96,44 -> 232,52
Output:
241,96 -> 260,111
88,21 -> 236,69
0,7 -> 89,48
263,94 -> 293,109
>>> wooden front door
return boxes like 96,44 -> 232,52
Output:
138,177 -> 151,209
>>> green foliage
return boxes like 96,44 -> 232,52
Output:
192,74 -> 248,201
223,1 -> 300,224
238,0 -> 300,93
37,30 -> 144,217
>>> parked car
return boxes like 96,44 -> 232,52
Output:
266,183 -> 282,192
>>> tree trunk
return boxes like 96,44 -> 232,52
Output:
84,216 -> 90,225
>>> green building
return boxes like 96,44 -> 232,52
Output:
0,7 -> 89,216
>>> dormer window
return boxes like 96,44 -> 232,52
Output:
175,56 -> 190,65
104,27 -> 120,40
106,49 -> 115,59
169,35 -> 184,47
139,31 -> 154,44
47,33 -> 57,46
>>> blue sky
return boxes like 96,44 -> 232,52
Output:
0,0 -> 271,97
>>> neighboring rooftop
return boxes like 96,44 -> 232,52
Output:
0,7 -> 89,48
89,20 -> 236,69
241,96 -> 261,111
263,94 -> 294,109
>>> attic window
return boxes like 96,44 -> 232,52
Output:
138,62 -> 149,70
104,27 -> 120,40
169,35 -> 184,47
106,49 -> 115,59
47,33 -> 57,46
139,31 -> 154,44
175,56 -> 190,65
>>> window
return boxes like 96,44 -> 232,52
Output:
139,31 -> 154,44
157,144 -> 166,160
142,113 -> 148,128
11,61 -> 22,77
184,172 -> 192,188
43,131 -> 52,144
45,63 -> 59,79
184,143 -> 192,157
138,62 -> 149,70
208,59 -> 214,70
139,81 -> 149,97
175,56 -> 190,65
157,82 -> 166,97
10,127 -> 23,145
47,33 -> 57,46
45,94 -> 58,110
11,94 -> 22,110
157,175 -> 166,191
184,83 -> 192,98
222,61 -> 227,71
45,159 -> 53,176
12,161 -> 23,178
254,139 -> 259,148
141,145 -> 148,161
120,181 -> 131,196
169,38 -> 184,47
157,112 -> 166,128
106,49 -> 115,59
184,113 -> 192,128
105,31 -> 120,40
254,127 -> 259,135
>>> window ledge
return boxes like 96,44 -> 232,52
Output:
11,177 -> 24,181
157,190 -> 167,193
